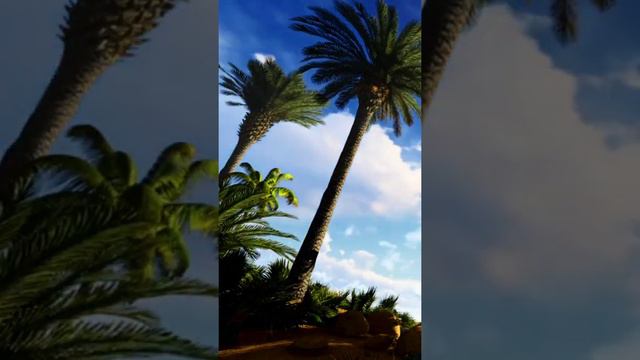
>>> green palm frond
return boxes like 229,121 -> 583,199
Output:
4,320 -> 215,359
375,294 -> 399,311
0,125 -> 217,358
225,163 -> 298,211
30,154 -> 113,194
67,124 -> 114,163
163,203 -> 217,232
220,59 -> 326,127
292,0 -> 420,136
346,286 -> 377,313
143,142 -> 196,199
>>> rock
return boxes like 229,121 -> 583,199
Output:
366,310 -> 401,339
334,310 -> 369,337
290,334 -> 329,351
396,324 -> 422,356
364,334 -> 395,351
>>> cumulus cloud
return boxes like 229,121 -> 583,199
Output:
353,250 -> 377,270
219,110 -> 421,219
378,240 -> 401,271
344,225 -> 357,237
425,4 -> 640,302
254,52 -> 276,63
311,232 -> 421,319
403,142 -> 422,152
320,233 -> 332,255
379,240 -> 397,250
404,227 -> 421,249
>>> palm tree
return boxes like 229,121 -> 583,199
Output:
219,58 -> 326,180
19,124 -> 217,280
224,162 -> 298,211
421,0 -> 616,120
218,180 -> 298,261
0,188 -> 217,359
285,0 -> 421,304
0,0 -> 181,210
345,287 -> 378,313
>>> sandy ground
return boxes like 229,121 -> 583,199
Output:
218,326 -> 398,360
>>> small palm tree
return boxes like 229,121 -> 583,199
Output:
0,192 -> 217,359
0,0 -> 182,209
345,287 -> 378,313
0,165 -> 217,358
286,0 -> 421,303
218,181 -> 298,261
421,0 -> 616,120
219,58 -> 326,180
20,125 -> 217,280
374,294 -> 399,311
224,162 -> 298,211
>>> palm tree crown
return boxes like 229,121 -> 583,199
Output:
224,162 -> 298,211
221,59 -> 325,132
291,0 -> 421,135
20,125 -> 217,280
219,58 -> 326,179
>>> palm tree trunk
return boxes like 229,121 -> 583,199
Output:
286,99 -> 376,304
422,0 -> 475,121
219,136 -> 253,181
0,51 -> 108,208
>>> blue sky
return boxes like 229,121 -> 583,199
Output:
219,0 -> 423,319
424,1 -> 640,359
0,1 -> 218,356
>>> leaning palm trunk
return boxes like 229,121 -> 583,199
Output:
286,97 -> 376,304
422,0 -> 475,121
0,0 -> 179,209
0,53 -> 108,208
219,112 -> 273,181
220,138 -> 253,181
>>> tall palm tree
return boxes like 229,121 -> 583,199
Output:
421,0 -> 616,121
224,162 -> 298,211
20,124 -> 217,280
0,186 -> 217,359
0,0 -> 181,210
219,58 -> 326,180
285,0 -> 421,303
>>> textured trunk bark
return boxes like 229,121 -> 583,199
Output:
219,112 -> 272,182
0,51 -> 108,208
422,0 -> 474,121
219,137 -> 253,182
286,99 -> 376,304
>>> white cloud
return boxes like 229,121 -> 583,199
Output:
378,240 -> 401,271
338,249 -> 346,256
404,227 -> 421,249
378,240 -> 397,250
344,225 -> 357,237
403,142 -> 422,152
311,232 -> 421,319
316,254 -> 421,319
380,252 -> 401,272
426,4 -> 640,301
353,250 -> 377,270
320,233 -> 332,255
583,58 -> 640,90
220,110 -> 421,219
254,52 -> 276,63
591,331 -> 640,360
